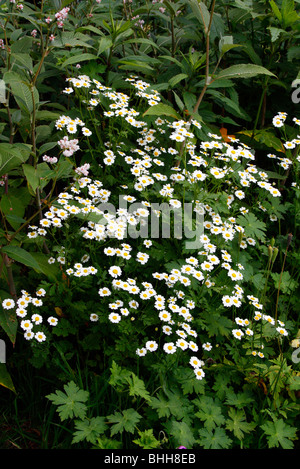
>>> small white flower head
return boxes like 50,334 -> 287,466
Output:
232,329 -> 244,340
194,367 -> 205,380
136,347 -> 147,357
48,316 -> 59,326
2,298 -> 15,310
189,356 -> 204,368
35,331 -> 46,342
108,312 -> 121,323
145,340 -> 158,352
163,342 -> 177,354
31,314 -> 43,325
20,320 -> 33,331
202,342 -> 212,351
24,331 -> 34,340
108,266 -> 122,278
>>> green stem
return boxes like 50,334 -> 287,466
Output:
274,233 -> 293,326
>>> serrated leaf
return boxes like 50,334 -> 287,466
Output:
194,396 -> 225,431
236,212 -> 266,240
108,360 -> 132,388
198,427 -> 232,449
127,374 -> 151,402
271,271 -> 298,294
46,381 -> 89,421
133,429 -> 161,449
150,390 -> 193,422
72,417 -> 107,444
175,367 -> 205,395
170,420 -> 196,449
225,408 -> 255,440
11,53 -> 33,72
107,408 -> 142,436
261,419 -> 297,449
224,390 -> 255,409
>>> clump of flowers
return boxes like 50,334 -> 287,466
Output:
2,288 -> 58,343
5,74 -> 297,380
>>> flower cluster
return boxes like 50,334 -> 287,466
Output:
230,294 -> 289,357
57,135 -> 80,157
21,74 -> 297,380
55,6 -> 70,28
2,289 -> 58,342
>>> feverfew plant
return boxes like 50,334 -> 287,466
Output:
2,73 -> 295,383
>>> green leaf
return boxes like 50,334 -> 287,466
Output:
72,417 -> 107,444
127,374 -> 151,402
117,60 -> 154,72
190,0 -> 210,31
0,363 -> 16,393
168,73 -> 189,87
219,36 -> 243,56
198,427 -> 232,449
224,390 -> 255,409
238,129 -> 285,152
107,408 -> 142,436
61,53 -> 99,68
0,143 -> 31,176
28,252 -> 60,282
46,381 -> 89,421
22,164 -> 40,194
52,31 -> 94,49
143,103 -> 181,120
97,37 -> 113,56
93,436 -> 122,449
214,64 -> 276,81
124,38 -> 160,49
267,26 -> 286,42
35,111 -> 63,121
281,0 -> 299,28
204,312 -> 232,337
225,408 -> 256,440
170,420 -> 196,449
235,212 -> 267,240
0,193 -> 26,230
10,36 -> 34,53
261,419 -> 297,449
11,53 -> 33,72
133,429 -> 161,449
108,360 -> 132,389
150,390 -> 193,422
194,396 -> 226,431
271,271 -> 298,294
54,158 -> 74,181
1,245 -> 41,272
270,0 -> 282,22
4,71 -> 39,114
175,367 -> 205,395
